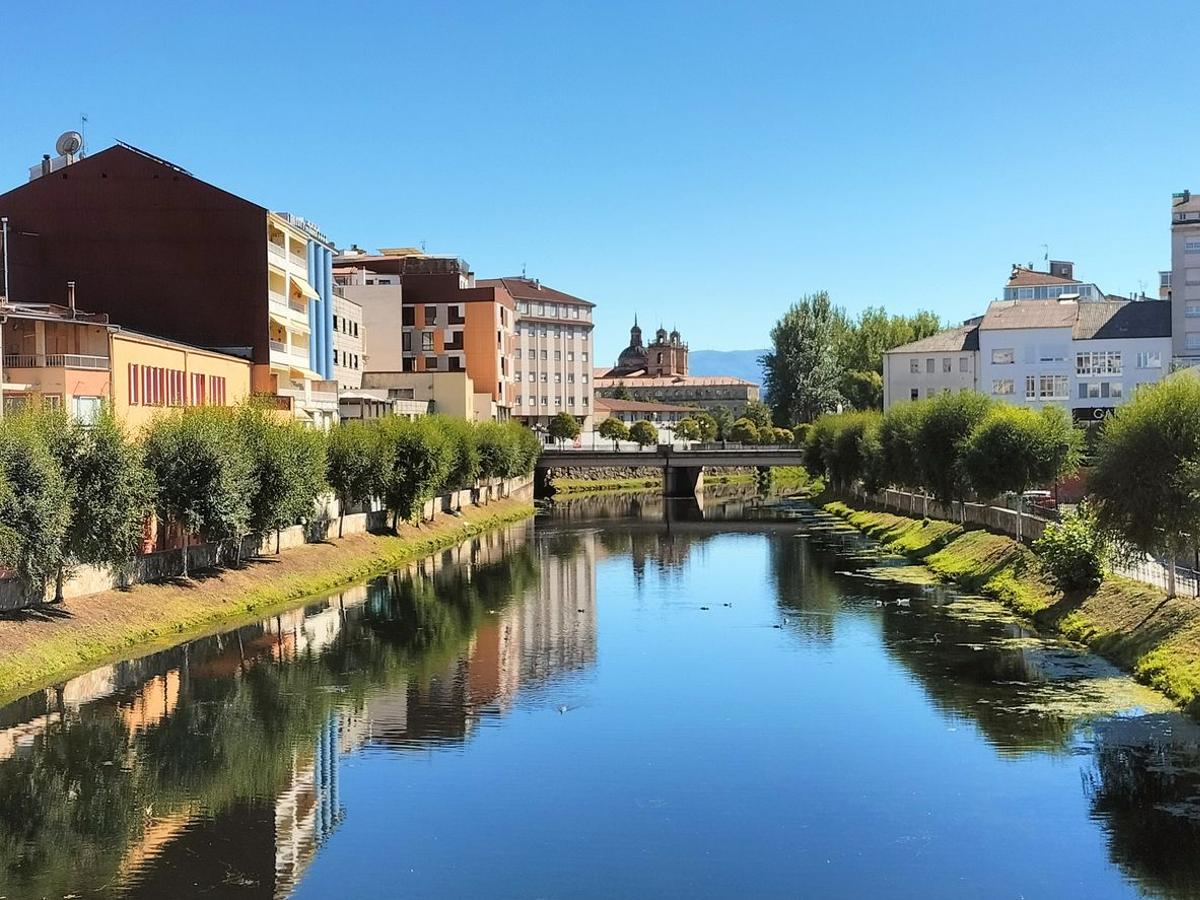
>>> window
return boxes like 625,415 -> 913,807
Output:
909,359 -> 921,374
420,331 -> 434,352
1026,374 -> 1068,399
992,349 -> 1014,365
72,396 -> 102,426
925,358 -> 934,373
402,307 -> 415,326
942,358 -> 952,373
1080,382 -> 1123,400
1188,333 -> 1200,351
959,356 -> 969,373
424,305 -> 437,325
1188,301 -> 1200,318
540,349 -> 548,360
567,352 -> 575,362
554,373 -> 562,383
582,352 -> 589,362
1186,239 -> 1200,254
402,332 -> 412,352
1136,351 -> 1162,368
1187,268 -> 1200,286
540,373 -> 548,383
515,349 -> 522,360
208,375 -> 227,406
1076,351 -> 1122,376
992,379 -> 1014,395
554,350 -> 562,360
527,373 -> 535,382
582,374 -> 589,384
910,388 -> 920,401
128,363 -> 140,405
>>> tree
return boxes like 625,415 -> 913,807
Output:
673,418 -> 700,442
833,307 -> 942,411
239,406 -> 327,554
878,401 -> 926,493
1091,376 -> 1200,596
694,411 -> 718,442
438,416 -> 481,490
326,421 -> 383,538
838,370 -> 884,412
710,407 -> 734,440
743,400 -> 774,432
0,411 -> 70,601
629,420 -> 658,448
597,417 -> 629,450
376,416 -> 452,526
761,291 -> 844,424
914,391 -> 993,512
56,407 -> 153,595
547,412 -> 581,448
728,418 -> 759,444
142,407 -> 253,578
962,405 -> 1080,502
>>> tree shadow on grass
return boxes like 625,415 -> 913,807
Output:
0,604 -> 74,623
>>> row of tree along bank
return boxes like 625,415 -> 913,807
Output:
810,373 -> 1200,599
0,404 -> 540,605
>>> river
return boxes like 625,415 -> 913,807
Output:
0,492 -> 1199,898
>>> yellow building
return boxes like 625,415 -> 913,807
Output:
110,330 -> 252,430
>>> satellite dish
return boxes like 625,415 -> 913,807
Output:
55,131 -> 83,156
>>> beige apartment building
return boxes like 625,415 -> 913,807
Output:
478,277 -> 596,430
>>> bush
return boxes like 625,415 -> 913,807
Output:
728,418 -> 758,443
629,420 -> 658,447
1033,504 -> 1107,591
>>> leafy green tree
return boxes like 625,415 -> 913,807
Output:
838,369 -> 884,411
629,420 -> 658,448
239,406 -> 327,554
597,417 -> 629,450
56,407 -> 153,595
1091,376 -> 1200,596
728,418 -> 759,444
743,400 -> 774,432
773,427 -> 794,445
326,420 -> 383,538
914,391 -> 993,511
694,411 -> 718,442
437,416 -> 481,490
0,411 -> 70,600
547,412 -> 581,448
962,405 -> 1080,502
509,422 -> 543,476
1034,503 -> 1108,591
376,416 -> 452,526
142,406 -> 254,578
710,407 -> 734,440
879,400 -> 926,492
476,421 -> 517,481
673,418 -> 700,442
761,291 -> 844,424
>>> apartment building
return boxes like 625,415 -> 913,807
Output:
331,294 -> 363,390
881,321 -> 980,407
1002,260 -> 1108,302
0,301 -> 251,426
1169,190 -> 1200,361
333,249 -> 514,420
885,298 -> 1171,421
476,276 -> 595,430
0,142 -> 338,427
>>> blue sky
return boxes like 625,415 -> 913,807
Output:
3,1 -> 1196,360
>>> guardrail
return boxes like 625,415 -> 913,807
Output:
3,354 -> 109,370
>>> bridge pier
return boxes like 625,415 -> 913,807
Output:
664,465 -> 704,498
534,467 -> 555,500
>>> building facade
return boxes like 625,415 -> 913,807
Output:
881,321 -> 980,408
478,277 -> 595,431
1169,190 -> 1200,362
0,142 -> 338,427
333,249 -> 514,420
331,294 -> 363,390
883,298 -> 1171,421
607,319 -> 688,377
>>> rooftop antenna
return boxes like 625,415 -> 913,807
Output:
80,113 -> 88,157
1041,243 -> 1049,262
419,239 -> 427,253
521,262 -> 526,278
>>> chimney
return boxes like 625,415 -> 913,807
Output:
67,281 -> 76,316
41,155 -> 51,177
1049,260 -> 1074,281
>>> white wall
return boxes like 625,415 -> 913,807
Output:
882,350 -> 978,409
978,325 -> 1073,408
1070,336 -> 1170,414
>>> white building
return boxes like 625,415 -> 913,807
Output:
331,294 -> 363,390
882,321 -> 980,407
1169,190 -> 1200,362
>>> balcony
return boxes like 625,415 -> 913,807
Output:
4,354 -> 109,370
288,249 -> 307,270
268,241 -> 287,262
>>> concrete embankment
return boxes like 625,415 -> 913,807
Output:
0,498 -> 535,704
824,498 -> 1200,714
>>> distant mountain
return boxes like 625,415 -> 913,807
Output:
687,349 -> 768,385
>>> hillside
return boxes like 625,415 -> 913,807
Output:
687,349 -> 768,385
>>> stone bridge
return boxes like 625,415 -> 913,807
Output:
535,445 -> 806,498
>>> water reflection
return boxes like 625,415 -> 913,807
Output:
3,496 -> 1200,897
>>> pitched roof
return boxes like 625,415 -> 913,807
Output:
886,323 -> 979,354
595,397 -> 696,414
1007,265 -> 1079,287
476,277 -> 594,308
980,299 -> 1079,330
1073,300 -> 1172,340
592,372 -> 757,387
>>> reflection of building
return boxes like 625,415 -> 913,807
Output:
516,532 -> 598,683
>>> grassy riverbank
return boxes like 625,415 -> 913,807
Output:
0,499 -> 535,703
825,499 -> 1200,714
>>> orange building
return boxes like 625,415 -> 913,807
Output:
333,249 -> 514,420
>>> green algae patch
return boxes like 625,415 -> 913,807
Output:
825,498 -> 1200,715
0,500 -> 536,704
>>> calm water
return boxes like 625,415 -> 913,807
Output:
2,494 -> 1200,898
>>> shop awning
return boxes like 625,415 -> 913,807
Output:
290,365 -> 324,381
291,274 -> 319,300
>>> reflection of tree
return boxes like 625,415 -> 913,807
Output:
0,532 -> 541,897
1084,717 -> 1200,900
768,534 -> 839,642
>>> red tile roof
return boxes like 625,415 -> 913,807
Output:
477,277 -> 595,308
1007,266 -> 1079,287
595,397 -> 696,414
